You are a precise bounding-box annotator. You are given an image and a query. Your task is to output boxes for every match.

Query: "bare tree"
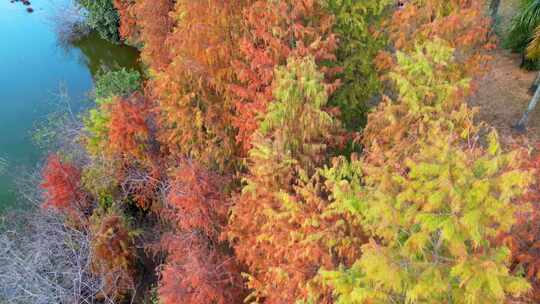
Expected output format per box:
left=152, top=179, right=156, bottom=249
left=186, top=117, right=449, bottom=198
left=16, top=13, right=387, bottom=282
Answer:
left=46, top=1, right=90, bottom=46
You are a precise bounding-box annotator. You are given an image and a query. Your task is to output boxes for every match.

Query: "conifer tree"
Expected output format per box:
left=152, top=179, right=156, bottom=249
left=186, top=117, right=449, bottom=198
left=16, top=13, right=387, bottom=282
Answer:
left=324, top=0, right=392, bottom=130
left=228, top=57, right=356, bottom=302
left=231, top=0, right=339, bottom=153
left=319, top=129, right=531, bottom=303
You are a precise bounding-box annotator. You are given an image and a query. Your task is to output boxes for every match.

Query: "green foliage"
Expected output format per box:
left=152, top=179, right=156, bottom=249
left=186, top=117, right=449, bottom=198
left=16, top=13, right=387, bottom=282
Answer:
left=94, top=68, right=141, bottom=99
left=324, top=0, right=391, bottom=130
left=319, top=129, right=532, bottom=304
left=390, top=40, right=471, bottom=115
left=259, top=56, right=339, bottom=168
left=83, top=97, right=115, bottom=155
left=362, top=39, right=477, bottom=170
left=78, top=0, right=121, bottom=43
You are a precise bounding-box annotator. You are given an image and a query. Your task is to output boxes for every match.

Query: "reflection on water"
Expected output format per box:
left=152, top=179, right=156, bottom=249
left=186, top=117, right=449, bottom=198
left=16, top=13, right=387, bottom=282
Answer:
left=73, top=32, right=141, bottom=78
left=0, top=0, right=140, bottom=210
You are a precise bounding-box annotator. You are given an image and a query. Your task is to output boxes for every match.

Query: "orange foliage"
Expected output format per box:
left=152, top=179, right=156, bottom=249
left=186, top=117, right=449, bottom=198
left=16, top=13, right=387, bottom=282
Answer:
left=166, top=161, right=228, bottom=240
left=152, top=0, right=248, bottom=169
left=158, top=161, right=245, bottom=303
left=159, top=234, right=245, bottom=304
left=382, top=0, right=493, bottom=76
left=113, top=0, right=139, bottom=43
left=227, top=57, right=356, bottom=302
left=131, top=0, right=175, bottom=72
left=108, top=93, right=151, bottom=160
left=228, top=170, right=364, bottom=303
left=41, top=154, right=86, bottom=216
left=231, top=0, right=340, bottom=153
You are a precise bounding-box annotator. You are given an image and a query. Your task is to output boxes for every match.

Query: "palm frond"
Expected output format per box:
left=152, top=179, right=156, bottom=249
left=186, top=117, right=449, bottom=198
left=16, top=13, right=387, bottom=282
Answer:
left=527, top=24, right=540, bottom=58
left=515, top=0, right=540, bottom=31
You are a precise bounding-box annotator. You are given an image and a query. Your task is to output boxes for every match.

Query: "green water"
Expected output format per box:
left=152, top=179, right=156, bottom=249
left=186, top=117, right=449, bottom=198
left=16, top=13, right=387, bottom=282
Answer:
left=0, top=0, right=140, bottom=210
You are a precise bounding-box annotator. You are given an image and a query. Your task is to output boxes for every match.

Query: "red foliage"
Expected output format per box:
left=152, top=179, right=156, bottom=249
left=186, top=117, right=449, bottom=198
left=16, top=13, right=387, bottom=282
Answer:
left=231, top=0, right=340, bottom=153
left=41, top=154, right=85, bottom=216
left=108, top=93, right=151, bottom=160
left=159, top=234, right=245, bottom=304
left=166, top=161, right=228, bottom=240
left=158, top=161, right=245, bottom=303
left=498, top=148, right=540, bottom=301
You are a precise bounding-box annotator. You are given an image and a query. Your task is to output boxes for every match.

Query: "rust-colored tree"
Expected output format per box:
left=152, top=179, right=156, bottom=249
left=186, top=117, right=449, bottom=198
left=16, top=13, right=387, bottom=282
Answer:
left=113, top=0, right=139, bottom=43
left=166, top=161, right=228, bottom=239
left=158, top=161, right=245, bottom=303
left=380, top=0, right=493, bottom=77
left=41, top=154, right=87, bottom=218
left=90, top=208, right=138, bottom=301
left=227, top=57, right=361, bottom=303
left=153, top=0, right=248, bottom=170
left=230, top=0, right=340, bottom=153
left=159, top=234, right=245, bottom=304
left=107, top=93, right=151, bottom=161
left=131, top=0, right=175, bottom=72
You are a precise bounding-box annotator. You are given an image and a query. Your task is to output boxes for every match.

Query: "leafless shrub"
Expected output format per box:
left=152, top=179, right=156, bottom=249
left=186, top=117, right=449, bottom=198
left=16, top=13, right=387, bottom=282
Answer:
left=47, top=1, right=90, bottom=45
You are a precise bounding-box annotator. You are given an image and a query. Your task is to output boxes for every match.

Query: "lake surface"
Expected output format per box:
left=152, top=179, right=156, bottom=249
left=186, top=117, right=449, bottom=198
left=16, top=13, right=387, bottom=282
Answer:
left=0, top=0, right=140, bottom=210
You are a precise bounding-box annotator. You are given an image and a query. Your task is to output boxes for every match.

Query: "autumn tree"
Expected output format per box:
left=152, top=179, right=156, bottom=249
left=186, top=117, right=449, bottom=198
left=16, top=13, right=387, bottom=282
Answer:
left=158, top=161, right=245, bottom=303
left=153, top=0, right=249, bottom=170
left=381, top=0, right=492, bottom=77
left=130, top=0, right=175, bottom=73
left=231, top=0, right=340, bottom=153
left=498, top=147, right=540, bottom=301
left=90, top=207, right=138, bottom=301
left=108, top=93, right=151, bottom=160
left=363, top=39, right=477, bottom=171
left=324, top=0, right=392, bottom=130
left=84, top=68, right=141, bottom=156
left=113, top=0, right=139, bottom=44
left=41, top=154, right=87, bottom=218
left=319, top=130, right=531, bottom=303
left=227, top=57, right=361, bottom=302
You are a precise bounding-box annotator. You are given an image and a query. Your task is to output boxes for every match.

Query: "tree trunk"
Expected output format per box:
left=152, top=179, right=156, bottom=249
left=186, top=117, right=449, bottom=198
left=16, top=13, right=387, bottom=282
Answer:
left=489, top=0, right=501, bottom=35
left=489, top=0, right=501, bottom=20
left=514, top=72, right=540, bottom=132
left=530, top=72, right=540, bottom=95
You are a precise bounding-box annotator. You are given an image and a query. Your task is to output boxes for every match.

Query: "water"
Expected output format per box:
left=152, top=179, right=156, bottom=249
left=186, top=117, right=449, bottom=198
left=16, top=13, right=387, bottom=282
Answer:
left=0, top=0, right=140, bottom=210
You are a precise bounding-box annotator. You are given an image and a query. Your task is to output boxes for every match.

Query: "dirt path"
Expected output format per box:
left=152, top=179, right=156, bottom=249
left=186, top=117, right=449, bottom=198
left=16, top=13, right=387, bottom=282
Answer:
left=470, top=49, right=539, bottom=145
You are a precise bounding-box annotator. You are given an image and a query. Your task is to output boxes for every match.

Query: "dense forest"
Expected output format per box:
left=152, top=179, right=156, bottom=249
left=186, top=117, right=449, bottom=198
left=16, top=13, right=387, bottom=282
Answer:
left=4, top=0, right=540, bottom=303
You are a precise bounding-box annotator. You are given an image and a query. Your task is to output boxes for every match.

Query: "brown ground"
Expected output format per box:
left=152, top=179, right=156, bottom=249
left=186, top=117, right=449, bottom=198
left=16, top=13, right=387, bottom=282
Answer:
left=470, top=49, right=539, bottom=146
left=467, top=0, right=540, bottom=146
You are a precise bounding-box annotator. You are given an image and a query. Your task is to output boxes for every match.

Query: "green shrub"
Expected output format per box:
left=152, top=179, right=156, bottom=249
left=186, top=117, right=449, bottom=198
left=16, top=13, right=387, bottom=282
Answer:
left=94, top=68, right=141, bottom=99
left=78, top=0, right=121, bottom=43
